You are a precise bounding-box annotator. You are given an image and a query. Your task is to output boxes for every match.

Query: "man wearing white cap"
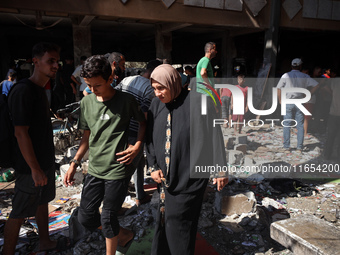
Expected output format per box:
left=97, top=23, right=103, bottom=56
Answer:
left=277, top=58, right=320, bottom=151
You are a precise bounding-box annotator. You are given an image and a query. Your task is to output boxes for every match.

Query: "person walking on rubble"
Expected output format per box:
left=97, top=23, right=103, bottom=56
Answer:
left=116, top=59, right=162, bottom=206
left=4, top=42, right=68, bottom=254
left=146, top=64, right=228, bottom=255
left=277, top=58, right=321, bottom=152
left=64, top=55, right=146, bottom=255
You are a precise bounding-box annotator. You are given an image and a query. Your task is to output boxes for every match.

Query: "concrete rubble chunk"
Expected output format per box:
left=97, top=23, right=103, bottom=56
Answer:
left=225, top=137, right=236, bottom=149
left=216, top=191, right=256, bottom=216
left=227, top=150, right=244, bottom=165
left=236, top=135, right=248, bottom=145
left=271, top=215, right=340, bottom=255
left=235, top=144, right=247, bottom=154
left=261, top=197, right=286, bottom=210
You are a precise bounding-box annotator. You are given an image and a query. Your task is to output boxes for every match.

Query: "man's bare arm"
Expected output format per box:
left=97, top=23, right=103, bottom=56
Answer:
left=14, top=126, right=47, bottom=187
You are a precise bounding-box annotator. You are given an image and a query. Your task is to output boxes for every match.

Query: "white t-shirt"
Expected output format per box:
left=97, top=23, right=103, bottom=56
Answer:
left=277, top=70, right=318, bottom=99
left=72, top=65, right=87, bottom=92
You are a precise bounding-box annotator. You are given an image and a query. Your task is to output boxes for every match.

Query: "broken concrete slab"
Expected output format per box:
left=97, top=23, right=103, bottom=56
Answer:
left=236, top=135, right=248, bottom=145
left=216, top=191, right=256, bottom=216
left=271, top=215, right=340, bottom=255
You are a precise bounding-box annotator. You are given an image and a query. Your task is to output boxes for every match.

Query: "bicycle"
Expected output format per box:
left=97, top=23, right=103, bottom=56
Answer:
left=51, top=102, right=82, bottom=153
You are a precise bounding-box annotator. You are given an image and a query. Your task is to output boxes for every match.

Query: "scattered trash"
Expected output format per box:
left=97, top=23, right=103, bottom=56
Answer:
left=55, top=197, right=71, bottom=204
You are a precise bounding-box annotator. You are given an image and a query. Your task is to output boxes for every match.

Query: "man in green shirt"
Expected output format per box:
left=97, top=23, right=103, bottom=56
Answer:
left=196, top=42, right=217, bottom=95
left=64, top=55, right=146, bottom=255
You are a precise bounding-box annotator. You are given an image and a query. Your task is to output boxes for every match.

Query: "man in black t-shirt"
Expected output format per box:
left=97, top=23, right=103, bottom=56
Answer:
left=4, top=42, right=61, bottom=254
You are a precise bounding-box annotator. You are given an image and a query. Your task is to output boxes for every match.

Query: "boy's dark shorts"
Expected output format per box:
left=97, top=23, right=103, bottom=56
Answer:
left=10, top=165, right=56, bottom=218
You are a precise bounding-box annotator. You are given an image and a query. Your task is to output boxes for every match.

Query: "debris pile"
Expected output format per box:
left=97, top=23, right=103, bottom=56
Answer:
left=0, top=122, right=339, bottom=254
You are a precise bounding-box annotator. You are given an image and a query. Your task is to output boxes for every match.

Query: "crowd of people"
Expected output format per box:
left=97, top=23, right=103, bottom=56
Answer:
left=2, top=40, right=339, bottom=255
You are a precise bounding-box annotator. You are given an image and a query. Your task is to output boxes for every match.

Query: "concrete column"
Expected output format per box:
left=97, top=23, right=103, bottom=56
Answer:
left=221, top=31, right=236, bottom=78
left=155, top=24, right=172, bottom=63
left=263, top=0, right=281, bottom=78
left=72, top=24, right=92, bottom=66
left=262, top=0, right=281, bottom=110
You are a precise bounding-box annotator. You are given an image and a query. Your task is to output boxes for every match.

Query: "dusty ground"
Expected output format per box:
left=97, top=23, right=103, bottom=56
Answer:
left=1, top=119, right=340, bottom=254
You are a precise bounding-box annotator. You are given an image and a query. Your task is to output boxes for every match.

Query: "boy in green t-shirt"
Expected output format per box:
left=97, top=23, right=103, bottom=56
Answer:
left=64, top=55, right=146, bottom=254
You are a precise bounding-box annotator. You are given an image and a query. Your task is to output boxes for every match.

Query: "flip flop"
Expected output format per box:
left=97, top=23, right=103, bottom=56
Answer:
left=115, top=236, right=134, bottom=255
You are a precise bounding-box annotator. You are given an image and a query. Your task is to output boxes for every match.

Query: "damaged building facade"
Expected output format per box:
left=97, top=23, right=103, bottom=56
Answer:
left=0, top=0, right=339, bottom=79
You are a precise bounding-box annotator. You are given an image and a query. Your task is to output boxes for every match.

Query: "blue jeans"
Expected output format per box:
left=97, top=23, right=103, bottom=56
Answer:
left=283, top=104, right=304, bottom=149
left=132, top=147, right=147, bottom=200
left=221, top=96, right=231, bottom=119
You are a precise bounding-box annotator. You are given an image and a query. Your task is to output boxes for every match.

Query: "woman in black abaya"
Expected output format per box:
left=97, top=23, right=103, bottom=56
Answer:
left=146, top=64, right=228, bottom=255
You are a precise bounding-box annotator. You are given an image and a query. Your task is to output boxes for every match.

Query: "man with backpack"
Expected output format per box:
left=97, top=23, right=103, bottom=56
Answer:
left=3, top=42, right=66, bottom=254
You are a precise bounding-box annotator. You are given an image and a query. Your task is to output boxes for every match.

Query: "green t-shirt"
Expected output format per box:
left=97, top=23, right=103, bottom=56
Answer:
left=196, top=56, right=214, bottom=95
left=79, top=90, right=145, bottom=180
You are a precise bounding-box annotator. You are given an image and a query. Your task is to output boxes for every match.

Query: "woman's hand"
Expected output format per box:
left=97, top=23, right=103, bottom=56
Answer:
left=213, top=177, right=228, bottom=191
left=151, top=170, right=164, bottom=184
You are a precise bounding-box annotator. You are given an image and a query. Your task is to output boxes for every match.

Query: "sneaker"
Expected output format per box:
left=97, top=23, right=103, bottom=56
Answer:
left=296, top=148, right=303, bottom=154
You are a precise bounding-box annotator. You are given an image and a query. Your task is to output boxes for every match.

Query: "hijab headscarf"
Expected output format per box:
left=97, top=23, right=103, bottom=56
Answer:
left=150, top=64, right=182, bottom=102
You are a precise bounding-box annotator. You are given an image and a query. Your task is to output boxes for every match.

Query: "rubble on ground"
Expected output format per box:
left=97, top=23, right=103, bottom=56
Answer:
left=0, top=121, right=339, bottom=254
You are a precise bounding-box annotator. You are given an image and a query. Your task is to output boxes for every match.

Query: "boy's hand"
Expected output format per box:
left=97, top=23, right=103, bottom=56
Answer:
left=64, top=164, right=77, bottom=186
left=151, top=170, right=164, bottom=184
left=116, top=144, right=140, bottom=165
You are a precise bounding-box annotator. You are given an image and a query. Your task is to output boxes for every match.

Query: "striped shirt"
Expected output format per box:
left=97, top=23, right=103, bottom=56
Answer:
left=116, top=75, right=154, bottom=139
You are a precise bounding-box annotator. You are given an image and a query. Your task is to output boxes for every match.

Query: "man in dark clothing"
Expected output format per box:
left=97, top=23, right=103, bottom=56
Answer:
left=4, top=42, right=61, bottom=254
left=61, top=56, right=76, bottom=105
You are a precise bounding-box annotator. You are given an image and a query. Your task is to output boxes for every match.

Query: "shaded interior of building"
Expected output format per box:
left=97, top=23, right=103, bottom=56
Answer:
left=0, top=11, right=339, bottom=80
